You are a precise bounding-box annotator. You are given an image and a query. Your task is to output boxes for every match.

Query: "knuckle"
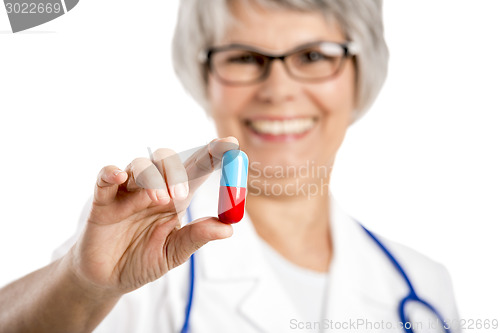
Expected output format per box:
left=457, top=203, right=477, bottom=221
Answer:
left=166, top=164, right=188, bottom=185
left=95, top=182, right=108, bottom=190
left=153, top=149, right=186, bottom=181
left=153, top=148, right=180, bottom=165
left=153, top=148, right=177, bottom=158
left=194, top=154, right=215, bottom=173
left=129, top=157, right=153, bottom=174
left=131, top=157, right=151, bottom=165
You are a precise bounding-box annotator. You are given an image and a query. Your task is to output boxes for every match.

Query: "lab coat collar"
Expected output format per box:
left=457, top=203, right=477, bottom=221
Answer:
left=192, top=173, right=406, bottom=332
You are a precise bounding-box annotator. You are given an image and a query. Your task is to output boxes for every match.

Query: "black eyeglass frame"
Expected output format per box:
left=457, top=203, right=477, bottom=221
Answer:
left=198, top=41, right=360, bottom=86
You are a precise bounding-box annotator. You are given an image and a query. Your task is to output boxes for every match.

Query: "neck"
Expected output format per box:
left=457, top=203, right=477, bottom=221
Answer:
left=245, top=183, right=332, bottom=272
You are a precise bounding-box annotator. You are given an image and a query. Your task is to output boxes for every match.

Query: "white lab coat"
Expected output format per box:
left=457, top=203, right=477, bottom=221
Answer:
left=53, top=171, right=460, bottom=333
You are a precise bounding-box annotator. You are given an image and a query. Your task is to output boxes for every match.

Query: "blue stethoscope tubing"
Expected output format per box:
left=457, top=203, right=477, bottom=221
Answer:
left=181, top=206, right=451, bottom=333
left=359, top=224, right=451, bottom=332
left=180, top=207, right=196, bottom=333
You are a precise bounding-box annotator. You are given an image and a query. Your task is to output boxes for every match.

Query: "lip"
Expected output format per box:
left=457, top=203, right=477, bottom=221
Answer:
left=243, top=116, right=318, bottom=142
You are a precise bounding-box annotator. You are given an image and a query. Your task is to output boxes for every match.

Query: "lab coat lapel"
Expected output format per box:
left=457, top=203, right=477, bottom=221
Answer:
left=238, top=269, right=304, bottom=333
left=199, top=213, right=303, bottom=333
left=324, top=198, right=407, bottom=328
left=233, top=221, right=303, bottom=333
left=190, top=172, right=301, bottom=332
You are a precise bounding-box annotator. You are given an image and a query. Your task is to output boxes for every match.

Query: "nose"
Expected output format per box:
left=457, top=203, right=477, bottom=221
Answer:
left=255, top=59, right=301, bottom=104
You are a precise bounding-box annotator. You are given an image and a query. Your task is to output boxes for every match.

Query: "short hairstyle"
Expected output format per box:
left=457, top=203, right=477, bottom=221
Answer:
left=172, top=0, right=389, bottom=123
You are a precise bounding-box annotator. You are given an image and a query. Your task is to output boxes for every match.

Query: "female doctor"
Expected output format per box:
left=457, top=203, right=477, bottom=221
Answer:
left=0, top=0, right=460, bottom=332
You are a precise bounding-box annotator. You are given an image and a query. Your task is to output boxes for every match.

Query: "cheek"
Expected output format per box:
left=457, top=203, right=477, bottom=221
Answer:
left=306, top=62, right=357, bottom=121
left=207, top=77, right=224, bottom=111
left=306, top=62, right=356, bottom=156
left=208, top=78, right=254, bottom=118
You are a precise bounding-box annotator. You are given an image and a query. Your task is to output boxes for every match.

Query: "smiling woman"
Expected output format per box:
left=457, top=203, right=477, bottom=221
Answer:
left=0, top=0, right=465, bottom=333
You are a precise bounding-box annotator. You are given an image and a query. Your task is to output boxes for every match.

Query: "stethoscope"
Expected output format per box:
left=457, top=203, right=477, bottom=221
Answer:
left=181, top=206, right=451, bottom=333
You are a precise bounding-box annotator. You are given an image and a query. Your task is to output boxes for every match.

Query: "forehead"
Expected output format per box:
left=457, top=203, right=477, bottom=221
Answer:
left=220, top=0, right=345, bottom=53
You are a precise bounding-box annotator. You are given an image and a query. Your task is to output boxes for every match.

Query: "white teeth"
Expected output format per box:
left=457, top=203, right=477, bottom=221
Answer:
left=248, top=118, right=316, bottom=135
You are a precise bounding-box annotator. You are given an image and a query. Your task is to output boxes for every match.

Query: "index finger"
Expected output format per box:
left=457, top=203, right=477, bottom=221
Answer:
left=184, top=136, right=239, bottom=196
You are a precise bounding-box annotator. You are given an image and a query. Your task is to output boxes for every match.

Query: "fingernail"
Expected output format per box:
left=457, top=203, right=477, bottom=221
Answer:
left=113, top=169, right=124, bottom=176
left=157, top=189, right=169, bottom=201
left=174, top=183, right=189, bottom=200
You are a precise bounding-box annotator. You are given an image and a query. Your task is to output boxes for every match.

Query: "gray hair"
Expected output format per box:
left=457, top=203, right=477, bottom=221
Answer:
left=172, top=0, right=389, bottom=123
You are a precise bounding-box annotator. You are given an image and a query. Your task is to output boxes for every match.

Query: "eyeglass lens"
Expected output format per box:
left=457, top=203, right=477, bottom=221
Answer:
left=210, top=43, right=346, bottom=84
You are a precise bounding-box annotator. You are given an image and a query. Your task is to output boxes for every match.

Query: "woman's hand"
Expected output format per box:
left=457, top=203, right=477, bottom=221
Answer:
left=66, top=137, right=239, bottom=298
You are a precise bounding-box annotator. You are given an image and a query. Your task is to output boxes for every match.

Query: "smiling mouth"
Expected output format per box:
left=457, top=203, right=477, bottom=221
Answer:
left=245, top=117, right=318, bottom=136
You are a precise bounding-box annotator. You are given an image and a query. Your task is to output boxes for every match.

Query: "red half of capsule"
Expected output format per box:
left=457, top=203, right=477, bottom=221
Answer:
left=218, top=186, right=246, bottom=224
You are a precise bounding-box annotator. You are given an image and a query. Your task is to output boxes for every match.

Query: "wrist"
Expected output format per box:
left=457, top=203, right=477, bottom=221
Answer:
left=59, top=247, right=123, bottom=304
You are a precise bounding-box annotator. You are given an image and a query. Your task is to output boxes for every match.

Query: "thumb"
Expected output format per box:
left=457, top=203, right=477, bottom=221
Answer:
left=166, top=217, right=233, bottom=269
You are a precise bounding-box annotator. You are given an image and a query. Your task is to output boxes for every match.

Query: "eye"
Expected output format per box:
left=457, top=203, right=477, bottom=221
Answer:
left=227, top=53, right=263, bottom=65
left=297, top=50, right=336, bottom=65
left=298, top=50, right=328, bottom=63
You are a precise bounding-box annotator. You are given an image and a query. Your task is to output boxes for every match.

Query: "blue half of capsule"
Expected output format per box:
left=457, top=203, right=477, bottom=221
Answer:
left=220, top=150, right=248, bottom=188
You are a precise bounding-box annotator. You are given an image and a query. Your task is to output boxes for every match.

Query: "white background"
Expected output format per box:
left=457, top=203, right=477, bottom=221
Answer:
left=1, top=0, right=499, bottom=323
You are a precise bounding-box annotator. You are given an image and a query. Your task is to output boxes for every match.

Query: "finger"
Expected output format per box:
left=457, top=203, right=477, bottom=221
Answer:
left=124, top=157, right=171, bottom=204
left=208, top=136, right=241, bottom=162
left=184, top=137, right=239, bottom=195
left=152, top=148, right=189, bottom=201
left=94, top=165, right=128, bottom=206
left=165, top=217, right=233, bottom=269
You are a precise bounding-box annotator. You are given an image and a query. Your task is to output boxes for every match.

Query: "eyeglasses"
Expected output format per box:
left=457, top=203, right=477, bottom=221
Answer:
left=198, top=41, right=359, bottom=86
